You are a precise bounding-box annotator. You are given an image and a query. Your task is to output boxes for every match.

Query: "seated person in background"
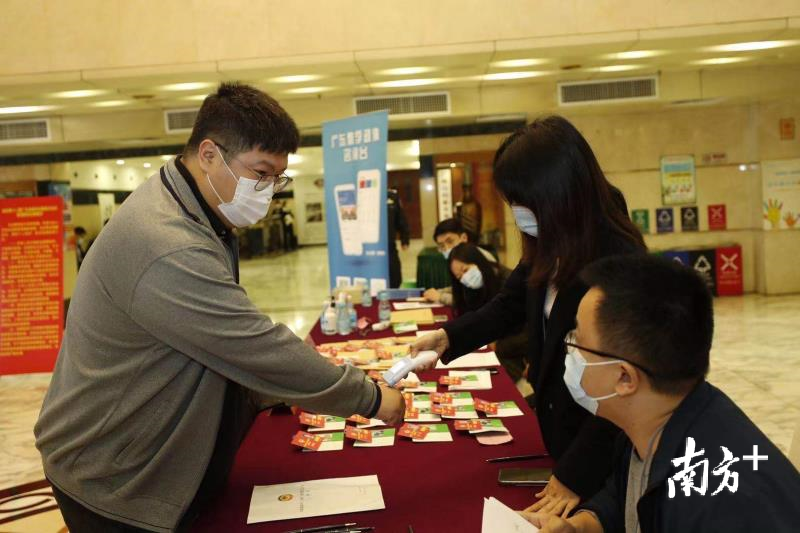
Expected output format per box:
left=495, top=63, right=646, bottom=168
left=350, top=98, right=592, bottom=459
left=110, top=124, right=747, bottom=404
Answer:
left=448, top=243, right=528, bottom=382
left=522, top=254, right=800, bottom=532
left=424, top=218, right=496, bottom=305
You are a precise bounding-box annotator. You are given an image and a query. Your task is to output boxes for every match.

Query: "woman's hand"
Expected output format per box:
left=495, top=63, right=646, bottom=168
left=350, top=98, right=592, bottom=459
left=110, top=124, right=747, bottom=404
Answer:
left=423, top=288, right=441, bottom=303
left=409, top=329, right=449, bottom=370
left=525, top=475, right=580, bottom=518
left=517, top=512, right=577, bottom=533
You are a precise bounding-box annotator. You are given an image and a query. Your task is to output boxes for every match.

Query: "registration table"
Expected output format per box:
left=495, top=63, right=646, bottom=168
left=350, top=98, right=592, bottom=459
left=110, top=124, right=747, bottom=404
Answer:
left=194, top=305, right=552, bottom=532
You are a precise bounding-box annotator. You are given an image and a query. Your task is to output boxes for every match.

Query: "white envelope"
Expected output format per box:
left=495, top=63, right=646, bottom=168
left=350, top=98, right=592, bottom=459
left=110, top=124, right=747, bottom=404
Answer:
left=248, top=475, right=385, bottom=524
left=481, top=497, right=539, bottom=532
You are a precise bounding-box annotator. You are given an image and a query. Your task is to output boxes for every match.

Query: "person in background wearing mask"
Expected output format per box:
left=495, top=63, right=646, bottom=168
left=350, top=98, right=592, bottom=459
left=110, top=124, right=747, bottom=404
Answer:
left=522, top=254, right=800, bottom=532
left=35, top=82, right=405, bottom=533
left=424, top=218, right=496, bottom=305
left=412, top=116, right=646, bottom=516
left=448, top=243, right=528, bottom=382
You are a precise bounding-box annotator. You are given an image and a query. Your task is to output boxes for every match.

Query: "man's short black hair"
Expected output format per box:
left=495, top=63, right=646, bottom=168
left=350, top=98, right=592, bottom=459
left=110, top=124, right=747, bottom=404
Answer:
left=433, top=218, right=466, bottom=241
left=579, top=254, right=713, bottom=395
left=185, top=82, right=300, bottom=157
left=74, top=226, right=86, bottom=235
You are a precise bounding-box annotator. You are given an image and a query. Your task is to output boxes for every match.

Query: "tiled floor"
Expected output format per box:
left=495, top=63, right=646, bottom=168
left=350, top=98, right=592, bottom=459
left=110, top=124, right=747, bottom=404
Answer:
left=1, top=241, right=798, bottom=529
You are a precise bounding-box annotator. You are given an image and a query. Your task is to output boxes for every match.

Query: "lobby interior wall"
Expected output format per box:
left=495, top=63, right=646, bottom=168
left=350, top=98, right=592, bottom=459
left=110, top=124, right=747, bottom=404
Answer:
left=423, top=98, right=800, bottom=294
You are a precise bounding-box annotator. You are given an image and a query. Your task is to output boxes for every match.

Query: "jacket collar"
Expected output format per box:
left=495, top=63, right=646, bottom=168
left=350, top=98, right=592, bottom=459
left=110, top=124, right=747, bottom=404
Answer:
left=163, top=156, right=231, bottom=240
left=643, top=381, right=715, bottom=493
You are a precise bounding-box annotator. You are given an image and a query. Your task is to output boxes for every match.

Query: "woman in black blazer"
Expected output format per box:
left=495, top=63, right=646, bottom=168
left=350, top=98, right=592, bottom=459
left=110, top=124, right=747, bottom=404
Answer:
left=412, top=115, right=646, bottom=517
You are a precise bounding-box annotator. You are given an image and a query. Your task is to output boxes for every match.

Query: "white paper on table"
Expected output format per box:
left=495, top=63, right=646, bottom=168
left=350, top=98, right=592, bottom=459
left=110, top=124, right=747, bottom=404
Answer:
left=412, top=424, right=453, bottom=442
left=393, top=301, right=444, bottom=310
left=448, top=370, right=492, bottom=391
left=436, top=351, right=501, bottom=369
left=441, top=406, right=479, bottom=420
left=247, top=475, right=385, bottom=524
left=481, top=497, right=539, bottom=532
left=307, top=416, right=347, bottom=432
left=404, top=410, right=442, bottom=423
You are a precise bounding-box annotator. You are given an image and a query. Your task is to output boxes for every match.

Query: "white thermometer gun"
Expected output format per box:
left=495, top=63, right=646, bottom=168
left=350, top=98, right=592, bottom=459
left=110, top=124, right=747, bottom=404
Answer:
left=382, top=351, right=439, bottom=386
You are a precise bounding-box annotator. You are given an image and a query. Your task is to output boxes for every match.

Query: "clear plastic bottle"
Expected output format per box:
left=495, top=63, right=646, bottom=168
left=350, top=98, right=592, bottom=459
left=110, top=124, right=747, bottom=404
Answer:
left=336, top=294, right=351, bottom=335
left=362, top=283, right=373, bottom=308
left=347, top=294, right=357, bottom=330
left=378, top=290, right=391, bottom=322
left=322, top=297, right=337, bottom=336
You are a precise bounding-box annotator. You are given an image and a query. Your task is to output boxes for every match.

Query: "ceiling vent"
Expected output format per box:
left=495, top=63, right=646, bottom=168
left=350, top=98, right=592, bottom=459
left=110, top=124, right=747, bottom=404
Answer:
left=0, top=118, right=51, bottom=145
left=354, top=91, right=451, bottom=119
left=558, top=76, right=658, bottom=106
left=164, top=108, right=199, bottom=134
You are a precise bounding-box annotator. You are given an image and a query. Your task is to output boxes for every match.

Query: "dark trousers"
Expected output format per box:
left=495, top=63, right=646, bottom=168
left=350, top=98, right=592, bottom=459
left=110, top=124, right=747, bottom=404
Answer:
left=389, top=245, right=402, bottom=288
left=51, top=483, right=152, bottom=533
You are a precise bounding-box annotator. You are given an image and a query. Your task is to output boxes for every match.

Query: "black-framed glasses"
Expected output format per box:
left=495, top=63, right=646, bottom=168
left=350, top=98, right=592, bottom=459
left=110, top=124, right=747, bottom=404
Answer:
left=564, top=329, right=655, bottom=377
left=216, top=142, right=293, bottom=193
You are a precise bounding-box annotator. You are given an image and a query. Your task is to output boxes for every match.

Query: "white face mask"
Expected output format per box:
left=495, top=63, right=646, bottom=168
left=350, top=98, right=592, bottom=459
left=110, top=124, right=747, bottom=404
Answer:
left=459, top=266, right=484, bottom=290
left=442, top=247, right=452, bottom=260
left=563, top=350, right=619, bottom=415
left=207, top=146, right=274, bottom=228
left=512, top=206, right=539, bottom=237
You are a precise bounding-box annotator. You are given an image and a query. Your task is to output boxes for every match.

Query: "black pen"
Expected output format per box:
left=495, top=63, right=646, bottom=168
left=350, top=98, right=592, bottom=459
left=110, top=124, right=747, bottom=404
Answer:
left=284, top=523, right=357, bottom=533
left=486, top=453, right=550, bottom=463
left=325, top=528, right=374, bottom=533
left=473, top=367, right=500, bottom=374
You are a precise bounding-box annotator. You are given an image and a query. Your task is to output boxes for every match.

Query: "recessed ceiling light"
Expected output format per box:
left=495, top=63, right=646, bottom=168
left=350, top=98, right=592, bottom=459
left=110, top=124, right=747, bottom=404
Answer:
left=90, top=100, right=129, bottom=108
left=270, top=74, right=323, bottom=84
left=116, top=160, right=125, bottom=166
left=605, top=50, right=663, bottom=60
left=143, top=162, right=152, bottom=169
left=51, top=89, right=107, bottom=98
left=491, top=59, right=548, bottom=68
left=586, top=64, right=644, bottom=73
left=482, top=71, right=549, bottom=81
left=161, top=155, right=173, bottom=161
left=159, top=82, right=215, bottom=92
left=0, top=105, right=55, bottom=115
left=692, top=57, right=749, bottom=65
left=285, top=86, right=333, bottom=95
left=184, top=94, right=209, bottom=101
left=378, top=66, right=437, bottom=76
left=372, top=78, right=445, bottom=88
left=709, top=40, right=800, bottom=52
left=288, top=154, right=303, bottom=165
left=409, top=140, right=420, bottom=157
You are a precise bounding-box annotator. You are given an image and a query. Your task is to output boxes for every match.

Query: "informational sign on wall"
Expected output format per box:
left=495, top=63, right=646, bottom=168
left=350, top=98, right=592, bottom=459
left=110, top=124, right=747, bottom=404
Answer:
left=436, top=167, right=454, bottom=221
left=681, top=206, right=699, bottom=232
left=762, top=158, right=800, bottom=230
left=0, top=196, right=64, bottom=375
left=708, top=204, right=727, bottom=231
left=631, top=209, right=650, bottom=234
left=656, top=207, right=674, bottom=234
left=660, top=155, right=696, bottom=206
left=322, top=111, right=389, bottom=293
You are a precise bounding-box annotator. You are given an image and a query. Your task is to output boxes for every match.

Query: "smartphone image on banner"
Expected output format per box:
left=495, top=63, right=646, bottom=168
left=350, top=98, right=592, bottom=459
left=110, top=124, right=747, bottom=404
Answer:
left=334, top=184, right=363, bottom=256
left=497, top=467, right=552, bottom=486
left=357, top=169, right=381, bottom=244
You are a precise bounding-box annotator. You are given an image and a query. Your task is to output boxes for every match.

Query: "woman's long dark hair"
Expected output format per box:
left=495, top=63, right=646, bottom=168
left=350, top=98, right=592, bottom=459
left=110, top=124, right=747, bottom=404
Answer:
left=448, top=243, right=503, bottom=315
left=493, top=115, right=646, bottom=289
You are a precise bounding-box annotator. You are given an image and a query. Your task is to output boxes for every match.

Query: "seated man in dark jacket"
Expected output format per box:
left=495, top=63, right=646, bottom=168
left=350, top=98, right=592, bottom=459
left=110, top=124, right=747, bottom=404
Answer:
left=522, top=254, right=800, bottom=532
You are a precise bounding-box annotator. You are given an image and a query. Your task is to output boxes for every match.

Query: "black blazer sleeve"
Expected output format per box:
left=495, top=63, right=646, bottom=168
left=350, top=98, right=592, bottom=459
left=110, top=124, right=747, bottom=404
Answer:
left=441, top=261, right=528, bottom=363
left=554, top=415, right=621, bottom=499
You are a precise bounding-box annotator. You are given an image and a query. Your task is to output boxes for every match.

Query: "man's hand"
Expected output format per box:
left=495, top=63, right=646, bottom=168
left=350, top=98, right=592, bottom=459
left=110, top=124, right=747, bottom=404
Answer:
left=423, top=288, right=441, bottom=303
left=375, top=385, right=405, bottom=426
left=518, top=512, right=577, bottom=533
left=525, top=475, right=580, bottom=518
left=409, top=329, right=449, bottom=370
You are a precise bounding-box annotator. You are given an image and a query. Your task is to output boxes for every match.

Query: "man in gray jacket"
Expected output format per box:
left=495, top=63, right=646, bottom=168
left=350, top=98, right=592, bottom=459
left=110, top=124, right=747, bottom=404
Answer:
left=35, top=82, right=405, bottom=532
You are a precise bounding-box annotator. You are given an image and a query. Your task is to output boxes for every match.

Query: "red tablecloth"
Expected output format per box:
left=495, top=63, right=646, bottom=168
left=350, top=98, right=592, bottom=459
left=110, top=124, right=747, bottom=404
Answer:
left=194, top=307, right=552, bottom=533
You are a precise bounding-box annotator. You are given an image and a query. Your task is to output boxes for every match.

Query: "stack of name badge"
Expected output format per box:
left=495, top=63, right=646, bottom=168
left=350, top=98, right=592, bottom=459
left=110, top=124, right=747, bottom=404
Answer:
left=439, top=370, right=493, bottom=391
left=292, top=413, right=347, bottom=452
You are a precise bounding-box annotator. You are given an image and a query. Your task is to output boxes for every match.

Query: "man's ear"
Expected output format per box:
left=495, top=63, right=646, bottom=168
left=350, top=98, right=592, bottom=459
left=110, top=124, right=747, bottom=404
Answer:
left=459, top=233, right=469, bottom=243
left=615, top=362, right=641, bottom=397
left=196, top=139, right=219, bottom=171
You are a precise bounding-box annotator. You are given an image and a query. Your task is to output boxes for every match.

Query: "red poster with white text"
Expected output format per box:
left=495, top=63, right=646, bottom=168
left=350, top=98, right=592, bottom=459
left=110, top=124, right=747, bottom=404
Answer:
left=0, top=197, right=64, bottom=374
left=715, top=245, right=743, bottom=296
